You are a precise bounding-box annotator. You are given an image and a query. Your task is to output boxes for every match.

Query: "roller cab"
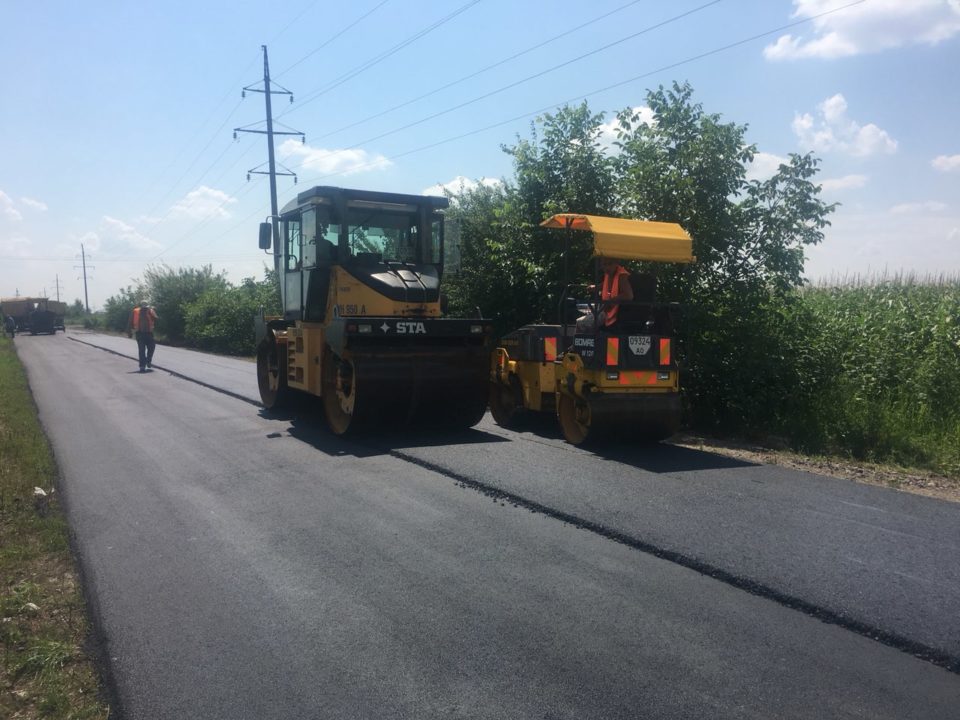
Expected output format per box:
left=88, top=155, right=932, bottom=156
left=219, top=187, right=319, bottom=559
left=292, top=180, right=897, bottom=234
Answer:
left=489, top=213, right=694, bottom=446
left=255, top=186, right=493, bottom=435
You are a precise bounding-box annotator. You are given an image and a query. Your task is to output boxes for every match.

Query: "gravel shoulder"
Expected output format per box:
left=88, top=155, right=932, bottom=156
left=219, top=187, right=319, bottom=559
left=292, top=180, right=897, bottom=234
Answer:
left=671, top=434, right=960, bottom=504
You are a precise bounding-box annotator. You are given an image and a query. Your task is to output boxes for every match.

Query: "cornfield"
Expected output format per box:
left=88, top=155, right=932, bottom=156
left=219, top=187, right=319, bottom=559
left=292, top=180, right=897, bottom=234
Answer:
left=797, top=274, right=960, bottom=476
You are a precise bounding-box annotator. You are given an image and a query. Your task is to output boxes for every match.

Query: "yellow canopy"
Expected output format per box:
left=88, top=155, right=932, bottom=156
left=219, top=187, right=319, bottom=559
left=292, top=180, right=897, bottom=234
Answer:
left=540, top=213, right=695, bottom=263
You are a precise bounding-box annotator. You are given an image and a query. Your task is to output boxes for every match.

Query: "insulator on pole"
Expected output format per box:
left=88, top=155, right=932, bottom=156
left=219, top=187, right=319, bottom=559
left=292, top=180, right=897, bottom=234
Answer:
left=242, top=90, right=246, bottom=98
left=289, top=95, right=294, bottom=104
left=247, top=173, right=251, bottom=182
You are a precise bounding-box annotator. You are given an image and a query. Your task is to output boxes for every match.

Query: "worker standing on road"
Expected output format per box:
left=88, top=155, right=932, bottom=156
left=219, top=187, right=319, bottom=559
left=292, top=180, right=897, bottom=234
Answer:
left=128, top=301, right=158, bottom=372
left=4, top=314, right=15, bottom=338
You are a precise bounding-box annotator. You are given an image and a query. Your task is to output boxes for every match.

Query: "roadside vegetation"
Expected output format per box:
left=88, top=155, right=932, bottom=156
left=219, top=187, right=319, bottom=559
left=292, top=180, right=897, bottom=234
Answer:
left=79, top=81, right=957, bottom=479
left=441, top=82, right=958, bottom=478
left=798, top=275, right=960, bottom=476
left=0, top=335, right=110, bottom=718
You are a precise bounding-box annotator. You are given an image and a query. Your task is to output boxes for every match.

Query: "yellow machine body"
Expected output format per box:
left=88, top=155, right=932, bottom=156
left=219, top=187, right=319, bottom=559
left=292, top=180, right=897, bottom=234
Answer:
left=489, top=213, right=693, bottom=445
left=255, top=186, right=493, bottom=435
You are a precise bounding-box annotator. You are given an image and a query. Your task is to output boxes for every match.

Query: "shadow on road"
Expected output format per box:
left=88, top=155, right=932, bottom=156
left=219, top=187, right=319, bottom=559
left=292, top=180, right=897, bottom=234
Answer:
left=590, top=442, right=759, bottom=474
left=489, top=412, right=759, bottom=473
left=260, top=402, right=508, bottom=458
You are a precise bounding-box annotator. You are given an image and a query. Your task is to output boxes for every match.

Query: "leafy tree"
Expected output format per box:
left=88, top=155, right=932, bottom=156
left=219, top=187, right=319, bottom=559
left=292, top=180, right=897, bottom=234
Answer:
left=101, top=286, right=142, bottom=332
left=142, top=265, right=229, bottom=344
left=447, top=83, right=835, bottom=437
left=445, top=103, right=615, bottom=333
left=613, top=82, right=835, bottom=432
left=183, top=269, right=281, bottom=355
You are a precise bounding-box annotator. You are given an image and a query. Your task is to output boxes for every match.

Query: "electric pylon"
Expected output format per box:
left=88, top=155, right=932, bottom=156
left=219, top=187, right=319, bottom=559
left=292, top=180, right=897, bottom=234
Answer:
left=234, top=45, right=305, bottom=269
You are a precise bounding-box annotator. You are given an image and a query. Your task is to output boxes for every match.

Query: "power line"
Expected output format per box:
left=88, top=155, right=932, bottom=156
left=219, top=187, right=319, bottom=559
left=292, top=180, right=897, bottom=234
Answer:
left=315, top=0, right=649, bottom=141
left=273, top=0, right=393, bottom=80
left=265, top=0, right=325, bottom=51
left=290, top=0, right=868, bottom=187
left=141, top=0, right=866, bottom=267
left=140, top=49, right=263, bottom=218
left=148, top=1, right=389, bottom=227
left=284, top=0, right=723, bottom=174
left=276, top=0, right=481, bottom=120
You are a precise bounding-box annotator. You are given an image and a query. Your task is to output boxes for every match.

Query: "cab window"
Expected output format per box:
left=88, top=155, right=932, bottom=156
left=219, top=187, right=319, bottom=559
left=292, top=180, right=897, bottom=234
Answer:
left=301, top=209, right=317, bottom=268
left=346, top=210, right=418, bottom=263
left=285, top=218, right=301, bottom=271
left=427, top=218, right=443, bottom=264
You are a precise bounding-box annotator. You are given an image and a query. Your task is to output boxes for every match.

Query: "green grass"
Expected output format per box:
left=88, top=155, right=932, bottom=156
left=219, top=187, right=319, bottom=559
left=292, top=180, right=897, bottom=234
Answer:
left=0, top=334, right=110, bottom=719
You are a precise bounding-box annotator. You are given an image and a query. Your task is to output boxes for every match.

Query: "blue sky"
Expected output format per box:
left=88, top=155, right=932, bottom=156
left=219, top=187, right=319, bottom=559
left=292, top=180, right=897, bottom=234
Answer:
left=2, top=0, right=958, bottom=309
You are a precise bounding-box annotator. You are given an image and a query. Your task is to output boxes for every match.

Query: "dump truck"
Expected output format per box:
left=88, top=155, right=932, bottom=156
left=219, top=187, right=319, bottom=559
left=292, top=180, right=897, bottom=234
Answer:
left=255, top=185, right=494, bottom=434
left=0, top=296, right=63, bottom=334
left=1, top=297, right=35, bottom=332
left=29, top=299, right=65, bottom=334
left=489, top=213, right=695, bottom=445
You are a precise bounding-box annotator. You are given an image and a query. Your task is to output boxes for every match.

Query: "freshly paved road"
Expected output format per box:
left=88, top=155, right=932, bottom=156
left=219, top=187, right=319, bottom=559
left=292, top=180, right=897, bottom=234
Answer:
left=13, top=331, right=960, bottom=719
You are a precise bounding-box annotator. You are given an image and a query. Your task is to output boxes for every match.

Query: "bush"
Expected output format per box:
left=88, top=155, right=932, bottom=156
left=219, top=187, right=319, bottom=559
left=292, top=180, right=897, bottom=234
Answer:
left=183, top=272, right=280, bottom=356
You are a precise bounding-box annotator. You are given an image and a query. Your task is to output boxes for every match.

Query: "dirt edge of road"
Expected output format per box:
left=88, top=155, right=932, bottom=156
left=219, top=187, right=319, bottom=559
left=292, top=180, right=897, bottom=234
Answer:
left=671, top=434, right=960, bottom=504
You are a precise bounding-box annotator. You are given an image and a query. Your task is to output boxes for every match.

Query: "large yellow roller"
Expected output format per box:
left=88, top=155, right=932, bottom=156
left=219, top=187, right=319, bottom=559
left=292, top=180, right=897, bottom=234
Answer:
left=255, top=186, right=493, bottom=435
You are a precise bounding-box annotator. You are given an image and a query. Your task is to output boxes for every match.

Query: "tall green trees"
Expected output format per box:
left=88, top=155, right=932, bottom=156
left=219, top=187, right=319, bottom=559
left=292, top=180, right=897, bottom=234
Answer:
left=446, top=82, right=836, bottom=436
left=101, top=266, right=279, bottom=355
left=613, top=82, right=835, bottom=432
left=447, top=103, right=616, bottom=334
left=183, top=269, right=281, bottom=355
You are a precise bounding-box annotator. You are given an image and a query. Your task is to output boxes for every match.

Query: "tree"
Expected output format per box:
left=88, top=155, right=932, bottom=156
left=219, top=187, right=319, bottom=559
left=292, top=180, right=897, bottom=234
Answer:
left=448, top=82, right=835, bottom=436
left=445, top=103, right=616, bottom=333
left=614, top=82, right=834, bottom=298
left=183, top=269, right=281, bottom=355
left=102, top=286, right=142, bottom=332
left=142, top=265, right=229, bottom=344
left=613, top=82, right=835, bottom=432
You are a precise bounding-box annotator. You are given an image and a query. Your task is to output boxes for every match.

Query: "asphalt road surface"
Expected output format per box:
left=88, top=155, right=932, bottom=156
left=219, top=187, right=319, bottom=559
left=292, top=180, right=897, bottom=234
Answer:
left=14, top=331, right=960, bottom=719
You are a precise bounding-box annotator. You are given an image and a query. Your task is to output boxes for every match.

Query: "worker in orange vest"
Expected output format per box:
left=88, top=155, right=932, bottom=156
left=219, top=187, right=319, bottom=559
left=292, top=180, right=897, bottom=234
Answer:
left=127, top=301, right=158, bottom=372
left=576, top=257, right=634, bottom=333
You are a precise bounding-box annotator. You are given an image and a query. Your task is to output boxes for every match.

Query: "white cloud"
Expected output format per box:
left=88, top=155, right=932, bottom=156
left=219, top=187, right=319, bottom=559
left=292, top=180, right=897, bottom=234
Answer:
left=279, top=140, right=391, bottom=176
left=598, top=106, right=655, bottom=153
left=820, top=174, right=868, bottom=192
left=99, top=216, right=160, bottom=251
left=889, top=200, right=948, bottom=214
left=422, top=176, right=502, bottom=197
left=73, top=230, right=101, bottom=253
left=1, top=190, right=23, bottom=222
left=747, top=152, right=789, bottom=181
left=932, top=154, right=960, bottom=172
left=170, top=186, right=237, bottom=221
left=793, top=94, right=897, bottom=156
left=0, top=234, right=31, bottom=257
left=20, top=197, right=48, bottom=212
left=764, top=0, right=960, bottom=60
left=804, top=203, right=960, bottom=281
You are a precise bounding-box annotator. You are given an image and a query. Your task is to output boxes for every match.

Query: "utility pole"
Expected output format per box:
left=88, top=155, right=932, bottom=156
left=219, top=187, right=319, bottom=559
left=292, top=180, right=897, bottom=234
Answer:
left=52, top=274, right=64, bottom=302
left=75, top=244, right=92, bottom=313
left=234, top=45, right=304, bottom=269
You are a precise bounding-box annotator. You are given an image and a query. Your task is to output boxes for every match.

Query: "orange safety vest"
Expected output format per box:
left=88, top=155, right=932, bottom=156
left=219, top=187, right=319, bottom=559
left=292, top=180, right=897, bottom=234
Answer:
left=132, top=306, right=156, bottom=333
left=600, top=266, right=629, bottom=326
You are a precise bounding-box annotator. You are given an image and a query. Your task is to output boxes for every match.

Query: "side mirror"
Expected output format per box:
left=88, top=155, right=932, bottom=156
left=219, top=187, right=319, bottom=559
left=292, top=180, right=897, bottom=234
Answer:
left=258, top=222, right=273, bottom=250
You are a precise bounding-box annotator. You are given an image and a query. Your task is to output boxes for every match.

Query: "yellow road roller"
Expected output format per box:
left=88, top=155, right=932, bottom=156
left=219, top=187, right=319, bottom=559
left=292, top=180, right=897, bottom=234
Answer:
left=255, top=186, right=494, bottom=434
left=489, top=213, right=695, bottom=445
